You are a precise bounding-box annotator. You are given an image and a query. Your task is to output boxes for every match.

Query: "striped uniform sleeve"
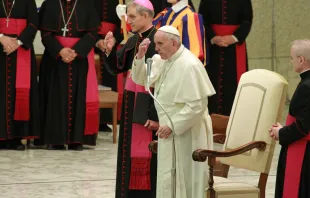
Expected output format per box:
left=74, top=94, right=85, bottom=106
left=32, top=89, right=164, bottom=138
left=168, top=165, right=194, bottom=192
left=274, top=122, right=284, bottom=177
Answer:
left=180, top=12, right=206, bottom=66
left=152, top=9, right=169, bottom=29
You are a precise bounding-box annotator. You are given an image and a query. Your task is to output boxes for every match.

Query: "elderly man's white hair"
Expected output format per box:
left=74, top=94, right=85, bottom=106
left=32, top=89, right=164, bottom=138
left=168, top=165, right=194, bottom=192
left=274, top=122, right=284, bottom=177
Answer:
left=291, top=39, right=310, bottom=62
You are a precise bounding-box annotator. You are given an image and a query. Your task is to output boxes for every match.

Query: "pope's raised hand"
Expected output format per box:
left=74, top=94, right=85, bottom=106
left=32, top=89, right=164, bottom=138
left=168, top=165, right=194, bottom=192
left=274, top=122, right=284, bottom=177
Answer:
left=136, top=38, right=150, bottom=60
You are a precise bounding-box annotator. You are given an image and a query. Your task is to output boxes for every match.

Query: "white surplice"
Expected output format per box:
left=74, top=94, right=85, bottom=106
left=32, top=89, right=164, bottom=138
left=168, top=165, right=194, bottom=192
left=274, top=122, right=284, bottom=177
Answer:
left=131, top=45, right=216, bottom=198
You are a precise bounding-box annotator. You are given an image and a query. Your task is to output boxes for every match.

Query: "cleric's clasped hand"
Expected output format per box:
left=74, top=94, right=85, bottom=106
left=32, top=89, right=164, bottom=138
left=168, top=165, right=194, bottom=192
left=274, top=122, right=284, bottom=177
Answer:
left=269, top=122, right=282, bottom=141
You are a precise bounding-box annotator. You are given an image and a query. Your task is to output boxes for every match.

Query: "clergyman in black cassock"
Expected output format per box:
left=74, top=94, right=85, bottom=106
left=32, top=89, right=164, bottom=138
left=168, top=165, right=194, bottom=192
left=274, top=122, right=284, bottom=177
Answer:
left=270, top=40, right=310, bottom=198
left=0, top=0, right=40, bottom=150
left=198, top=0, right=253, bottom=116
left=94, top=0, right=122, bottom=132
left=102, top=1, right=159, bottom=197
left=35, top=0, right=100, bottom=150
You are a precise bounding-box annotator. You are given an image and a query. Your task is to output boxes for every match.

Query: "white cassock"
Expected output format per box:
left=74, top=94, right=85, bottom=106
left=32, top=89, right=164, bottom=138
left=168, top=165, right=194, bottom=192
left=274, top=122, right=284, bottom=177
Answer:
left=131, top=45, right=216, bottom=198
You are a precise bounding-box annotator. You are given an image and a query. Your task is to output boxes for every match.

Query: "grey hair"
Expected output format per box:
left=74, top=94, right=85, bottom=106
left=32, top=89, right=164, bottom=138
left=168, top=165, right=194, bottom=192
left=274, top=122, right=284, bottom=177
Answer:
left=127, top=1, right=155, bottom=18
left=165, top=32, right=181, bottom=46
left=291, top=39, right=310, bottom=62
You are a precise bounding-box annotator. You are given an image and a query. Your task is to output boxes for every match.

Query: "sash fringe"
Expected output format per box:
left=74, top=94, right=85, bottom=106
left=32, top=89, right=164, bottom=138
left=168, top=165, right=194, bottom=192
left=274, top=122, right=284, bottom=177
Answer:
left=129, top=158, right=151, bottom=190
left=14, top=88, right=30, bottom=121
left=84, top=102, right=99, bottom=135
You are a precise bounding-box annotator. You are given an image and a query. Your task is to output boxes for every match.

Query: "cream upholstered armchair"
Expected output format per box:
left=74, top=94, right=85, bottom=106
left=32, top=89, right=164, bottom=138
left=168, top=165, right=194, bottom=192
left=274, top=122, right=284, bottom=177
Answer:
left=192, top=69, right=288, bottom=198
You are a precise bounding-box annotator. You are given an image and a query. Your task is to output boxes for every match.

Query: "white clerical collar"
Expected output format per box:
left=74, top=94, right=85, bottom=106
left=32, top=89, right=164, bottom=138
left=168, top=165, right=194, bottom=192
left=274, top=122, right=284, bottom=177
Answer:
left=167, top=45, right=185, bottom=62
left=300, top=69, right=310, bottom=74
left=172, top=0, right=188, bottom=13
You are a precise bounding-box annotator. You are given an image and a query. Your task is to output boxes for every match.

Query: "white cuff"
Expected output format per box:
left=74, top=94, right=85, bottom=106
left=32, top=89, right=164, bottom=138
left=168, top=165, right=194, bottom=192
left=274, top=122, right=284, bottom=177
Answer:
left=210, top=37, right=216, bottom=44
left=0, top=33, right=3, bottom=38
left=232, top=35, right=238, bottom=42
left=133, top=55, right=145, bottom=67
left=17, top=40, right=23, bottom=45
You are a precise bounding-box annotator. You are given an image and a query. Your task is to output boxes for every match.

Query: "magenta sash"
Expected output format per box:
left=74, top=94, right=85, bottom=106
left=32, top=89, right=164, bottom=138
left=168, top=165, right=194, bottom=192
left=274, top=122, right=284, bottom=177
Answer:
left=0, top=18, right=31, bottom=121
left=283, top=114, right=310, bottom=198
left=125, top=76, right=153, bottom=190
left=212, top=24, right=247, bottom=82
left=55, top=36, right=99, bottom=135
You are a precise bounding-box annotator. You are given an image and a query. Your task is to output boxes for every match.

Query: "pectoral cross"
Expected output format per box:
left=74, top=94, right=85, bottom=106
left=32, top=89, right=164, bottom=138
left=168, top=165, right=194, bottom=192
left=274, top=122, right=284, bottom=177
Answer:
left=6, top=17, right=10, bottom=27
left=61, top=25, right=69, bottom=36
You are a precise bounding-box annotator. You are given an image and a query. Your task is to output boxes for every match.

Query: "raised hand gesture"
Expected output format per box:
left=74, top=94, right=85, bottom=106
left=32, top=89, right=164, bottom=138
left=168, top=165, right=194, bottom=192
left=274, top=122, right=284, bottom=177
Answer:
left=136, top=38, right=151, bottom=59
left=104, top=31, right=116, bottom=54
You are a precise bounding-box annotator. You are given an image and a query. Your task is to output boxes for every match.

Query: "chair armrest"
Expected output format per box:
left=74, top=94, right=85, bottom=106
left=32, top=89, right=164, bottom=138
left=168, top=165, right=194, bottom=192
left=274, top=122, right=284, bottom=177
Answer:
left=193, top=141, right=266, bottom=197
left=192, top=141, right=266, bottom=162
left=148, top=140, right=158, bottom=153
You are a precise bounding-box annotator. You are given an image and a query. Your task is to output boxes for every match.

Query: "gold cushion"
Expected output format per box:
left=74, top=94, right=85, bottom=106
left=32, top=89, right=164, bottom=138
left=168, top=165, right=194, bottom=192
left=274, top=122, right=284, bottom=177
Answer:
left=207, top=176, right=260, bottom=198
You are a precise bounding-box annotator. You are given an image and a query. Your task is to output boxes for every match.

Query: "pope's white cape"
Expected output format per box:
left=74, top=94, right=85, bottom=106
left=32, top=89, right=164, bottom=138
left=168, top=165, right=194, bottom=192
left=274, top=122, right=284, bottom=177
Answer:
left=131, top=45, right=215, bottom=198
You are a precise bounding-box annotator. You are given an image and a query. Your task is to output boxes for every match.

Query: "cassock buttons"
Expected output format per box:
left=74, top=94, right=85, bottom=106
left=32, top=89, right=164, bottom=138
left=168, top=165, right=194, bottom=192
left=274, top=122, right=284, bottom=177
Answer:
left=223, top=1, right=227, bottom=24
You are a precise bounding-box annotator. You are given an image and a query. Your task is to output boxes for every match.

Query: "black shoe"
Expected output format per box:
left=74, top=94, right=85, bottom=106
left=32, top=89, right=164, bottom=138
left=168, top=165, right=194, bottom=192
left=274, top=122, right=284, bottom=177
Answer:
left=33, top=139, right=44, bottom=146
left=99, top=124, right=112, bottom=132
left=9, top=138, right=25, bottom=151
left=0, top=140, right=9, bottom=149
left=47, top=145, right=66, bottom=150
left=68, top=144, right=83, bottom=151
left=15, top=144, right=26, bottom=151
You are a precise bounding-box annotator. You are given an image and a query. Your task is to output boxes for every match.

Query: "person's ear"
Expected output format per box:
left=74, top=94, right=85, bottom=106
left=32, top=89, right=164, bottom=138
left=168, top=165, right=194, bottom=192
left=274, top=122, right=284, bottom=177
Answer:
left=300, top=56, right=305, bottom=63
left=143, top=12, right=148, bottom=19
left=172, top=40, right=177, bottom=47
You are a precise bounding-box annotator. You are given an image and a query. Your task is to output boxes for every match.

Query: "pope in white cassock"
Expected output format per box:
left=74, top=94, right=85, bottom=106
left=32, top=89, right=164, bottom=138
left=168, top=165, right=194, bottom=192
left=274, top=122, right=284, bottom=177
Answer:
left=131, top=25, right=216, bottom=198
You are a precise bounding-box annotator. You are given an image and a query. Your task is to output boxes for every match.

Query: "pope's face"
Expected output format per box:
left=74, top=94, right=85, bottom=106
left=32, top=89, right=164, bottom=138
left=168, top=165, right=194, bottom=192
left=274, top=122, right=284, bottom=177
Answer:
left=154, top=31, right=175, bottom=60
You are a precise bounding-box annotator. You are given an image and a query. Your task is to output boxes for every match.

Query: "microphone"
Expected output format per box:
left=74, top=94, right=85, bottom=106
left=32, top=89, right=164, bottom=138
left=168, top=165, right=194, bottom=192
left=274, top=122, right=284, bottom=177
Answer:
left=145, top=58, right=176, bottom=198
left=146, top=58, right=153, bottom=77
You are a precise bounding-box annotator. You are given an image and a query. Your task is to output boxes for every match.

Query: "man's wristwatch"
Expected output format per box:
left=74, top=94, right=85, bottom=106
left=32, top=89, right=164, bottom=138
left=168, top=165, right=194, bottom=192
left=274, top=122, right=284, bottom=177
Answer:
left=0, top=34, right=22, bottom=46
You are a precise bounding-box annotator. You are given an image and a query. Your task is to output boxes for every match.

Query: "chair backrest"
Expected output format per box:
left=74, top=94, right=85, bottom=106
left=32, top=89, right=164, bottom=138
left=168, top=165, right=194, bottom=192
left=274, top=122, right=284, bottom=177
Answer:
left=220, top=69, right=288, bottom=174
